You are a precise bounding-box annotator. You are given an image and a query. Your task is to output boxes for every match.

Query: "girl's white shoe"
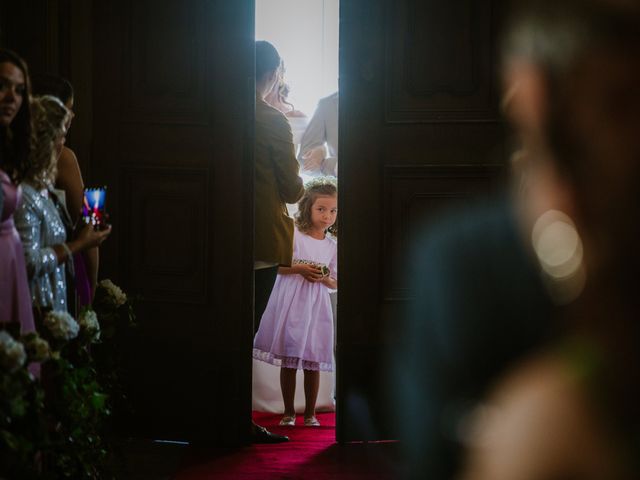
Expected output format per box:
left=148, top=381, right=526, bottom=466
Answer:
left=279, top=415, right=296, bottom=426
left=304, top=416, right=320, bottom=427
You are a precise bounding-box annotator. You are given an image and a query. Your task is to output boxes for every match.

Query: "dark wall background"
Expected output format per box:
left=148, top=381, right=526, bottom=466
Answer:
left=0, top=0, right=93, bottom=182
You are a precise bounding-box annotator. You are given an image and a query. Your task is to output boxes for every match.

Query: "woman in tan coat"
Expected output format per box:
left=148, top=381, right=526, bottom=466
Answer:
left=254, top=41, right=304, bottom=323
left=252, top=40, right=304, bottom=443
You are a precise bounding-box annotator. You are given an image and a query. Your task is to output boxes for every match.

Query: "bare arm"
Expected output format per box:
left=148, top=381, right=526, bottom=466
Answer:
left=278, top=265, right=298, bottom=275
left=55, top=146, right=100, bottom=296
left=279, top=263, right=323, bottom=282
left=321, top=276, right=337, bottom=289
left=15, top=193, right=110, bottom=276
left=51, top=224, right=111, bottom=264
left=55, top=146, right=84, bottom=225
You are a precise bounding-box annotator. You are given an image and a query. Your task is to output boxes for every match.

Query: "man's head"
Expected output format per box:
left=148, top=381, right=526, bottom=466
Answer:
left=502, top=0, right=640, bottom=280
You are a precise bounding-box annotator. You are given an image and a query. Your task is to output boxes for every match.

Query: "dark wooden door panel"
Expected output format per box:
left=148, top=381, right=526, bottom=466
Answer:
left=385, top=0, right=500, bottom=123
left=92, top=0, right=255, bottom=442
left=338, top=0, right=506, bottom=442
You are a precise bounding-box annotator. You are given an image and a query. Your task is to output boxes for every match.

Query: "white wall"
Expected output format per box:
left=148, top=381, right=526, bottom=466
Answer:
left=256, top=0, right=339, bottom=117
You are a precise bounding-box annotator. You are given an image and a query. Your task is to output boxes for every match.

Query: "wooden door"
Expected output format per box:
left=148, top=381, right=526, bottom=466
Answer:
left=337, top=0, right=507, bottom=442
left=91, top=0, right=255, bottom=442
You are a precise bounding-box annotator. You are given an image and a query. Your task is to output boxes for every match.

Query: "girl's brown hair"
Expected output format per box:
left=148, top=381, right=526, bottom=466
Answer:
left=295, top=176, right=338, bottom=236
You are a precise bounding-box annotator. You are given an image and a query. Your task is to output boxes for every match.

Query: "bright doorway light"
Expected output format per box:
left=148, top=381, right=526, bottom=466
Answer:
left=256, top=0, right=339, bottom=117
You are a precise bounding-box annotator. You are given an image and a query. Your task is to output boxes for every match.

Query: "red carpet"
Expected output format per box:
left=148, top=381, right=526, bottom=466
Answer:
left=174, top=412, right=398, bottom=479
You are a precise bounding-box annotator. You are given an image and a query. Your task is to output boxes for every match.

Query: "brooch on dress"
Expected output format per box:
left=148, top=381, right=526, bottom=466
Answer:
left=293, top=259, right=330, bottom=277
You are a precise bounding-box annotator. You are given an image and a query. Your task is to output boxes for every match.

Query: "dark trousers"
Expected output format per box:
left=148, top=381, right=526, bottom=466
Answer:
left=254, top=266, right=278, bottom=334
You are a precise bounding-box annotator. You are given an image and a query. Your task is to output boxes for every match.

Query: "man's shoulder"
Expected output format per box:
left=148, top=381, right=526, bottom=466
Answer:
left=317, top=92, right=338, bottom=110
left=413, top=197, right=516, bottom=260
left=410, top=194, right=552, bottom=329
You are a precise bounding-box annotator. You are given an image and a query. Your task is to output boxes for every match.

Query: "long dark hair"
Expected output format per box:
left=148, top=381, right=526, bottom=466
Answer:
left=31, top=73, right=74, bottom=105
left=255, top=41, right=281, bottom=83
left=0, top=49, right=32, bottom=183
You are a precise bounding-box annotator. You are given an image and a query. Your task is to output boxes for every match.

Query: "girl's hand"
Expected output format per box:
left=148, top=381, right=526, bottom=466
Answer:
left=296, top=263, right=323, bottom=282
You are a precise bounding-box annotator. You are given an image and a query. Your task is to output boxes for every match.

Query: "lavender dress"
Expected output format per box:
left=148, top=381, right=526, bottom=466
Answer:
left=253, top=228, right=337, bottom=371
left=0, top=169, right=36, bottom=332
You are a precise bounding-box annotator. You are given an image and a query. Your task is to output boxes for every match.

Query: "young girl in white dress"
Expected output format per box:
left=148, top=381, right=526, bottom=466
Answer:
left=253, top=177, right=338, bottom=427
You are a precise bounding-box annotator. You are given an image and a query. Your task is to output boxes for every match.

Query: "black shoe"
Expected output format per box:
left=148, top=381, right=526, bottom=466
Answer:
left=252, top=424, right=289, bottom=444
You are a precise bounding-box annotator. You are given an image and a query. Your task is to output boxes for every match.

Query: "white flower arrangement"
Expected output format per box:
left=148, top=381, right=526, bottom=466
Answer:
left=0, top=331, right=27, bottom=373
left=43, top=310, right=80, bottom=341
left=78, top=309, right=101, bottom=342
left=21, top=333, right=51, bottom=362
left=99, top=279, right=127, bottom=307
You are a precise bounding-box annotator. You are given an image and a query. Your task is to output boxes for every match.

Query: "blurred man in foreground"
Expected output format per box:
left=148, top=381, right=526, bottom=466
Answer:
left=393, top=0, right=640, bottom=478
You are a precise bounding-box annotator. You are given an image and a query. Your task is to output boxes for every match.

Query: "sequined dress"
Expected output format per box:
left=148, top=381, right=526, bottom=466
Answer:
left=0, top=169, right=36, bottom=330
left=14, top=183, right=68, bottom=312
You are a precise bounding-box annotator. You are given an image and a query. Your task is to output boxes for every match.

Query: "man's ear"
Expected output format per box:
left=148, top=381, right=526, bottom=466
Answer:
left=502, top=61, right=548, bottom=137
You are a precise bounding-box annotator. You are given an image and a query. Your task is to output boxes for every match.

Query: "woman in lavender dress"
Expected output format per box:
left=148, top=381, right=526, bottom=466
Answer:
left=1, top=172, right=35, bottom=327
left=0, top=49, right=35, bottom=331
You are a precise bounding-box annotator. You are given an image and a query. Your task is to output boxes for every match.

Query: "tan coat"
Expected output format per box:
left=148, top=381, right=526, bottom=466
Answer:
left=255, top=97, right=304, bottom=266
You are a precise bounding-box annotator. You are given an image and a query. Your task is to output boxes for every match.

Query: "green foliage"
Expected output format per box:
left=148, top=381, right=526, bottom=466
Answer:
left=43, top=350, right=111, bottom=478
left=1, top=280, right=137, bottom=479
left=92, top=281, right=138, bottom=425
left=0, top=365, right=47, bottom=479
